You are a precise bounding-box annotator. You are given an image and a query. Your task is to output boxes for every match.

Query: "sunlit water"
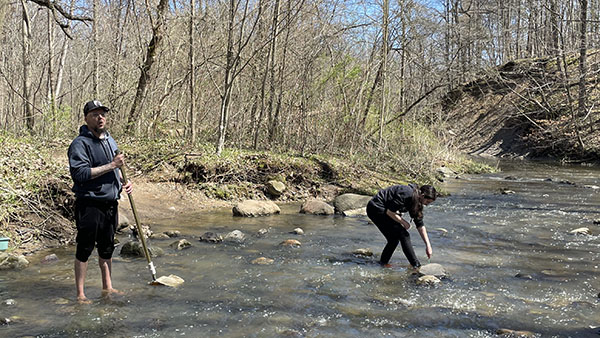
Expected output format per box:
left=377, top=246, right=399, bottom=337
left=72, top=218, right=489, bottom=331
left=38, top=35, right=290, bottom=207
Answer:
left=1, top=161, right=599, bottom=337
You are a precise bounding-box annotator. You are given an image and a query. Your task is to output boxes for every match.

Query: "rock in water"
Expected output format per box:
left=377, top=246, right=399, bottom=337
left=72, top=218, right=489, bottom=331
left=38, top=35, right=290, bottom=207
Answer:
left=0, top=253, right=29, bottom=270
left=418, top=263, right=447, bottom=278
left=333, top=194, right=371, bottom=214
left=342, top=208, right=367, bottom=217
left=164, top=230, right=181, bottom=238
left=199, top=232, right=223, bottom=243
left=153, top=274, right=184, bottom=287
left=434, top=228, right=448, bottom=235
left=292, top=228, right=304, bottom=235
left=120, top=241, right=163, bottom=257
left=436, top=166, right=456, bottom=179
left=41, top=254, right=59, bottom=264
left=280, top=239, right=301, bottom=247
left=232, top=200, right=281, bottom=217
left=353, top=248, right=373, bottom=257
left=266, top=180, right=286, bottom=197
left=170, top=239, right=192, bottom=250
left=569, top=227, right=590, bottom=235
left=299, top=199, right=335, bottom=215
left=496, top=328, right=536, bottom=337
left=251, top=257, right=275, bottom=265
left=416, top=275, right=441, bottom=286
left=224, top=230, right=246, bottom=243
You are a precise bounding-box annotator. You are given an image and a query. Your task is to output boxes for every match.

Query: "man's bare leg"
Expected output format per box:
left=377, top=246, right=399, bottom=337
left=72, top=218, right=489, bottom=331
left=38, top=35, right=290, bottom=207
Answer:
left=75, top=259, right=92, bottom=304
left=99, top=257, right=123, bottom=296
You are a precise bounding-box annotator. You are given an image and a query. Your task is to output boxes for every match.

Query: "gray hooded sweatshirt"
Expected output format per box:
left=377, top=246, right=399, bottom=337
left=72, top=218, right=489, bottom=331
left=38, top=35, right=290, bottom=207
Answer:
left=68, top=125, right=122, bottom=201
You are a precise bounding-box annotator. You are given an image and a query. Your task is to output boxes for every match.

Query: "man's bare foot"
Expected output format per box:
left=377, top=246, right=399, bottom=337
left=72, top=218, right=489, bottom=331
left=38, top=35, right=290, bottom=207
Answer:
left=77, top=296, right=92, bottom=304
left=101, top=288, right=125, bottom=297
left=381, top=263, right=393, bottom=268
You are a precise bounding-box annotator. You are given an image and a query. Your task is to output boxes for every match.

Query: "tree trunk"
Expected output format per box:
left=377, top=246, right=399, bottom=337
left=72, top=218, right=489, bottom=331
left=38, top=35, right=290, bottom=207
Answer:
left=378, top=0, right=389, bottom=146
left=216, top=0, right=236, bottom=156
left=188, top=0, right=196, bottom=143
left=92, top=0, right=99, bottom=97
left=21, top=0, right=33, bottom=131
left=266, top=0, right=280, bottom=145
left=126, top=0, right=169, bottom=132
left=576, top=0, right=587, bottom=150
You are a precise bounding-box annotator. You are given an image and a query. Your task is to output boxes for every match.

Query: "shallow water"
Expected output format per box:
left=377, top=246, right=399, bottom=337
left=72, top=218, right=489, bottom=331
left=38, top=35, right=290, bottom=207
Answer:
left=1, top=161, right=599, bottom=337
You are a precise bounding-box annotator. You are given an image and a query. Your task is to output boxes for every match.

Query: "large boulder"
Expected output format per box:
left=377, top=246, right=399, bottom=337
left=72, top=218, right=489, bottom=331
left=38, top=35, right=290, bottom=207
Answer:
left=333, top=194, right=371, bottom=214
left=0, top=253, right=29, bottom=270
left=300, top=199, right=334, bottom=215
left=232, top=200, right=281, bottom=217
left=266, top=180, right=286, bottom=197
left=418, top=263, right=447, bottom=278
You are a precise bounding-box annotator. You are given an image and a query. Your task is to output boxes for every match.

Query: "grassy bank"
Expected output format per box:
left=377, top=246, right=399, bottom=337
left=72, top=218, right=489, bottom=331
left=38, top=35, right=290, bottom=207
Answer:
left=0, top=132, right=494, bottom=254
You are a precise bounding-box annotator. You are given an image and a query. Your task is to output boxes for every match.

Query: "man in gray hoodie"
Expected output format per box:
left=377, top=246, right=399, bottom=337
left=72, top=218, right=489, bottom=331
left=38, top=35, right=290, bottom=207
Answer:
left=68, top=100, right=133, bottom=303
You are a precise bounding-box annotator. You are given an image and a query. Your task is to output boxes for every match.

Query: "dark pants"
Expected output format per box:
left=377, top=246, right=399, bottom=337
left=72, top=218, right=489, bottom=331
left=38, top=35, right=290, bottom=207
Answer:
left=367, top=201, right=420, bottom=267
left=75, top=198, right=118, bottom=262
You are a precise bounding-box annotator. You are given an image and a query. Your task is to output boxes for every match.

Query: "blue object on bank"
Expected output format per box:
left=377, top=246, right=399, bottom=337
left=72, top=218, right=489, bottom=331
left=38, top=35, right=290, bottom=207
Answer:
left=0, top=237, right=9, bottom=251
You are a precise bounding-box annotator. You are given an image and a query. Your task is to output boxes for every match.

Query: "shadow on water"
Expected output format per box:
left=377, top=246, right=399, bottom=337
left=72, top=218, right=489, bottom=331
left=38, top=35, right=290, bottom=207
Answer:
left=1, top=161, right=600, bottom=337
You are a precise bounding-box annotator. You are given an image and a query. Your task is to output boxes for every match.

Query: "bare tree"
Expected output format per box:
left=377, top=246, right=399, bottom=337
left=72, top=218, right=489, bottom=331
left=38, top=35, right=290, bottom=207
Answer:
left=126, top=0, right=170, bottom=132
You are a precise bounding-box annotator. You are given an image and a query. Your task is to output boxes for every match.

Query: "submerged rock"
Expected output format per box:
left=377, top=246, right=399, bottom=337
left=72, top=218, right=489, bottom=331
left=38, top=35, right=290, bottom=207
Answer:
left=120, top=241, right=163, bottom=257
left=353, top=248, right=373, bottom=257
left=224, top=230, right=246, bottom=243
left=280, top=239, right=301, bottom=247
left=433, top=228, right=448, bottom=235
left=570, top=227, right=590, bottom=235
left=251, top=257, right=275, bottom=265
left=291, top=228, right=304, bottom=235
left=501, top=189, right=516, bottom=194
left=514, top=273, right=533, bottom=280
left=164, top=230, right=181, bottom=238
left=342, top=207, right=367, bottom=217
left=169, top=239, right=192, bottom=250
left=299, top=199, right=334, bottom=215
left=266, top=180, right=286, bottom=197
left=333, top=194, right=371, bottom=214
left=232, top=200, right=281, bottom=217
left=199, top=232, right=223, bottom=243
left=257, top=228, right=269, bottom=237
left=496, top=328, right=536, bottom=337
left=418, top=263, right=447, bottom=278
left=416, top=275, right=441, bottom=286
left=150, top=233, right=171, bottom=240
left=41, top=254, right=59, bottom=264
left=0, top=253, right=29, bottom=270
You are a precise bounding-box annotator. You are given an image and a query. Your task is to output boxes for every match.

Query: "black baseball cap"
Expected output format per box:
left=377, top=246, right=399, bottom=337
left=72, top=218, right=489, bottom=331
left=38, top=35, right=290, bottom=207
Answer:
left=83, top=100, right=110, bottom=115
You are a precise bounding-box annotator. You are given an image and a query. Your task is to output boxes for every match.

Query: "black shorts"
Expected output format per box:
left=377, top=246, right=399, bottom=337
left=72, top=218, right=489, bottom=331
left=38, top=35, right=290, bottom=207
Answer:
left=75, top=198, right=118, bottom=262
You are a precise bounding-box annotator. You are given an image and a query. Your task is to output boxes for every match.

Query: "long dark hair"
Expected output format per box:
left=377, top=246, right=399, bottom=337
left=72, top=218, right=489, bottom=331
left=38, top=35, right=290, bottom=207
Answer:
left=408, top=184, right=437, bottom=221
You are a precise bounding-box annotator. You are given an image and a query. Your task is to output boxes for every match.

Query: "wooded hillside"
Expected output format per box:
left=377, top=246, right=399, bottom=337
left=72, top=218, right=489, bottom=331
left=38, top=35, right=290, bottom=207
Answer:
left=0, top=0, right=598, bottom=160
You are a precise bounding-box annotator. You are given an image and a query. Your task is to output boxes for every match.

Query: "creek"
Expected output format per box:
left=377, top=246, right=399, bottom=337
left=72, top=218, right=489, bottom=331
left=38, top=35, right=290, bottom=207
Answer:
left=1, top=161, right=599, bottom=337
